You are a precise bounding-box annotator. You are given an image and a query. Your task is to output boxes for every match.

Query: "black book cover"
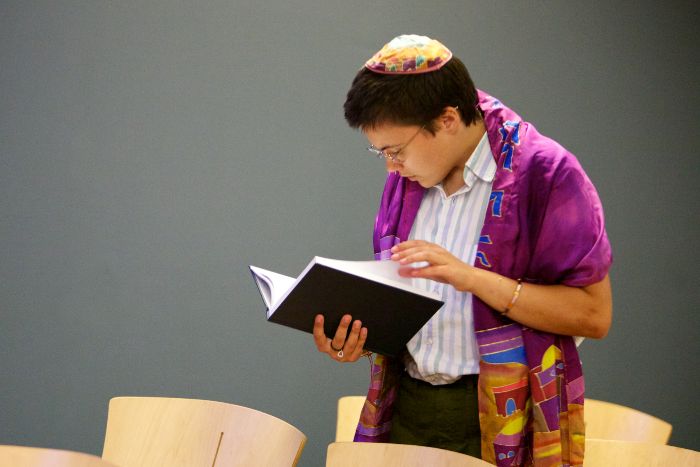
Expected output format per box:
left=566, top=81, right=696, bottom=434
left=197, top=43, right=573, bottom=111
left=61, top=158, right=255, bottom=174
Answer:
left=266, top=263, right=443, bottom=357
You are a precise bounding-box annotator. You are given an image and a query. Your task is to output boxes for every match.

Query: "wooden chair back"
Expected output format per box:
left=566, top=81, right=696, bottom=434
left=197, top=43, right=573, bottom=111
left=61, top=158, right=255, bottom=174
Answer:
left=102, top=396, right=306, bottom=467
left=585, top=399, right=672, bottom=443
left=0, top=445, right=117, bottom=467
left=584, top=439, right=700, bottom=466
left=326, top=442, right=492, bottom=467
left=335, top=396, right=365, bottom=442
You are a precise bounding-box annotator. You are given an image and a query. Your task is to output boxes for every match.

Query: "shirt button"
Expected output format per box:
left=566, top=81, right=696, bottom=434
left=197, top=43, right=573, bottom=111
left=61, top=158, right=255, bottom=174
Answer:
left=427, top=338, right=433, bottom=345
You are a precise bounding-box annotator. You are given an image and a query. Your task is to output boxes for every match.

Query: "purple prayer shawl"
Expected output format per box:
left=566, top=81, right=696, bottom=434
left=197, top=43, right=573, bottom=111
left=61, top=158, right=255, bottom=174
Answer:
left=355, top=90, right=612, bottom=467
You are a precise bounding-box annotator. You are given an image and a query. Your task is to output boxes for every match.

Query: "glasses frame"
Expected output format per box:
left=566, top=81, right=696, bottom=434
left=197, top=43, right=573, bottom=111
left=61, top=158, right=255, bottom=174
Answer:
left=367, top=125, right=425, bottom=163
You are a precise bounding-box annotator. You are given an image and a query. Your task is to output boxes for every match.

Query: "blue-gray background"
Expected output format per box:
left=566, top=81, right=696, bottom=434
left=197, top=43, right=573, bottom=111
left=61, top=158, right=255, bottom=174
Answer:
left=1, top=1, right=697, bottom=465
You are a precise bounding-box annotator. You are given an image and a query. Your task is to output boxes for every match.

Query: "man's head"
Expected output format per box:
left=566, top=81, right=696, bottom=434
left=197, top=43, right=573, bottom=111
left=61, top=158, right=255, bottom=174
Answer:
left=344, top=35, right=480, bottom=134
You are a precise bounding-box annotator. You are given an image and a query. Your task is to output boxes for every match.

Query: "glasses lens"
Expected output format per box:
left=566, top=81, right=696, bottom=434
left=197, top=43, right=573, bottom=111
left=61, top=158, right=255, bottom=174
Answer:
left=367, top=146, right=384, bottom=159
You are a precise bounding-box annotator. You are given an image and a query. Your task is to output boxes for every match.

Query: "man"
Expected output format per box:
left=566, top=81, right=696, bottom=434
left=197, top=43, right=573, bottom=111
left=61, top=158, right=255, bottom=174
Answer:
left=313, top=35, right=612, bottom=466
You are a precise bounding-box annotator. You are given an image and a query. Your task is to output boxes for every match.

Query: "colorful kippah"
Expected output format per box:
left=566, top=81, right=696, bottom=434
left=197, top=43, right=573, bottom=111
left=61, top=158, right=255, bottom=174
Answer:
left=365, top=34, right=453, bottom=74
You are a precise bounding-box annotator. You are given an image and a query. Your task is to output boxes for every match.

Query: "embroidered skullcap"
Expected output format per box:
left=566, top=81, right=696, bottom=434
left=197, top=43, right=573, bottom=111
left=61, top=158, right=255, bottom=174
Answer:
left=364, top=34, right=453, bottom=74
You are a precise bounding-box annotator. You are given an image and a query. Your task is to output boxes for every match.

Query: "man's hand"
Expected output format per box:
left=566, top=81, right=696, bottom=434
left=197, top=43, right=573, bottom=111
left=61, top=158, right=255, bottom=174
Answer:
left=313, top=314, right=368, bottom=362
left=391, top=240, right=474, bottom=291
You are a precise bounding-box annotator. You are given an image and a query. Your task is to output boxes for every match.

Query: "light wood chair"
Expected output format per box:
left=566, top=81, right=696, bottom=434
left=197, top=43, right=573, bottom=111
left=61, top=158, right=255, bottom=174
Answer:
left=0, top=445, right=117, bottom=467
left=326, top=442, right=492, bottom=466
left=335, top=396, right=366, bottom=442
left=102, top=396, right=306, bottom=467
left=585, top=399, right=672, bottom=444
left=584, top=439, right=700, bottom=466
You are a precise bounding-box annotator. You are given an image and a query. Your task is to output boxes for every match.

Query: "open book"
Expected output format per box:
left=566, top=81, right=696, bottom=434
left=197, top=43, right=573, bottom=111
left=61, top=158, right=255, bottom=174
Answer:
left=249, top=257, right=444, bottom=357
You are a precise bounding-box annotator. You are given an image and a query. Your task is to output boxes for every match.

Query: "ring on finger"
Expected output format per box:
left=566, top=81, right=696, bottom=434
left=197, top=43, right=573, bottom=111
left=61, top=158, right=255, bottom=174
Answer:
left=330, top=341, right=344, bottom=358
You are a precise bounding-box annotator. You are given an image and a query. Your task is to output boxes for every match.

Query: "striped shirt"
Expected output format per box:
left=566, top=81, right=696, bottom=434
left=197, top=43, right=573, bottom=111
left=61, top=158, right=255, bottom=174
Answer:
left=405, top=132, right=495, bottom=385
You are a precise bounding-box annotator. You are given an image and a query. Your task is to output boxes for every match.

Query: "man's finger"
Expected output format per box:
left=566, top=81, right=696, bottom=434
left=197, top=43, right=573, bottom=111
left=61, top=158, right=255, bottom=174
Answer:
left=330, top=314, right=352, bottom=350
left=343, top=320, right=363, bottom=354
left=312, top=314, right=328, bottom=350
left=349, top=327, right=369, bottom=361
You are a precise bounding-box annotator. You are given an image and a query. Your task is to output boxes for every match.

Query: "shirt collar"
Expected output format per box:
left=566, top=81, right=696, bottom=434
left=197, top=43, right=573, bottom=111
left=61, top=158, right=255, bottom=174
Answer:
left=464, top=132, right=495, bottom=185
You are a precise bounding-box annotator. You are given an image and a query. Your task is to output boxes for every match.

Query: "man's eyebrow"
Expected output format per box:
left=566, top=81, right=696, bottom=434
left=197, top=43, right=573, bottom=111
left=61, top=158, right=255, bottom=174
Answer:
left=375, top=142, right=401, bottom=151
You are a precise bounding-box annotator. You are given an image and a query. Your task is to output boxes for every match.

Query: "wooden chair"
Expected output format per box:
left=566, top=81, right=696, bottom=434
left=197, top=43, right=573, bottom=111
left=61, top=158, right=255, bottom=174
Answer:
left=102, top=396, right=306, bottom=466
left=585, top=399, right=672, bottom=443
left=0, top=445, right=117, bottom=467
left=584, top=439, right=700, bottom=466
left=326, top=442, right=492, bottom=466
left=335, top=396, right=366, bottom=442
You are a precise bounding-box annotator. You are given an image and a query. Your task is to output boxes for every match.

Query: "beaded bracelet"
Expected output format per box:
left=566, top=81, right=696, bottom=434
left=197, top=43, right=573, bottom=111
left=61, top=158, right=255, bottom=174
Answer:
left=502, top=279, right=523, bottom=315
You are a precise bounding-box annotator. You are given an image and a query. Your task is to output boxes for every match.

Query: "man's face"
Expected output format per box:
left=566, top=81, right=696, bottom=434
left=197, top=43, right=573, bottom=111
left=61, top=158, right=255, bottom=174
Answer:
left=364, top=123, right=453, bottom=188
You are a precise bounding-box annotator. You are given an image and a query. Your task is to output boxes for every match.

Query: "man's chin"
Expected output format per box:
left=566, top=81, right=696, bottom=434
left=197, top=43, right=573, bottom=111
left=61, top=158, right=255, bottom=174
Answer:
left=405, top=175, right=434, bottom=188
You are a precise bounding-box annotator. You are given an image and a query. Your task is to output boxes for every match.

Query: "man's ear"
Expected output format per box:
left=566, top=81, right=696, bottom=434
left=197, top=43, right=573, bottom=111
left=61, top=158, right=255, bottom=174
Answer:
left=439, top=106, right=462, bottom=133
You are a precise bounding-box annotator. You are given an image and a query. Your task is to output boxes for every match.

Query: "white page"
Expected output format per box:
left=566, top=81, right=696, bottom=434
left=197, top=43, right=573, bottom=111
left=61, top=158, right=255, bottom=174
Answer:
left=249, top=265, right=296, bottom=309
left=313, top=257, right=439, bottom=300
left=316, top=257, right=409, bottom=284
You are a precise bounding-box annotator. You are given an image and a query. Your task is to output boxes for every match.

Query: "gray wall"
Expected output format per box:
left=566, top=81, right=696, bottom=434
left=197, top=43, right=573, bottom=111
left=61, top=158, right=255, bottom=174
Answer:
left=1, top=1, right=697, bottom=465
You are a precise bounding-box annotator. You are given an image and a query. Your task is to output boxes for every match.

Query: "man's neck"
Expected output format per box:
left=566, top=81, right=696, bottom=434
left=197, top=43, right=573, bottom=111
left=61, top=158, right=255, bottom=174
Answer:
left=442, top=119, right=487, bottom=196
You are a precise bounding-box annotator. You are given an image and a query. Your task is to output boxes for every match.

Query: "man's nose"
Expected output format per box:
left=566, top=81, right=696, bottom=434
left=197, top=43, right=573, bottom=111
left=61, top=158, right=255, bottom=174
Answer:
left=385, top=159, right=402, bottom=172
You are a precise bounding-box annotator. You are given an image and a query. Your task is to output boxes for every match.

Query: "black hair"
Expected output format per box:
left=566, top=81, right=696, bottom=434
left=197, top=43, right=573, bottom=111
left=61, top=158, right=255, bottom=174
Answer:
left=343, top=57, right=479, bottom=134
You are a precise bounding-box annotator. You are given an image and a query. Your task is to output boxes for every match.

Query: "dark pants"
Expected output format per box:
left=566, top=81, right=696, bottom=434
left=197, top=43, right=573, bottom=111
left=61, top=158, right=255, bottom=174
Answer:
left=389, top=372, right=481, bottom=459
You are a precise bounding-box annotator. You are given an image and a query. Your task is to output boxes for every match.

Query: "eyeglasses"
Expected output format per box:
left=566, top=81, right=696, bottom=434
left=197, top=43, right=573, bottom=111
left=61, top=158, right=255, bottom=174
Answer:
left=366, top=125, right=424, bottom=163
